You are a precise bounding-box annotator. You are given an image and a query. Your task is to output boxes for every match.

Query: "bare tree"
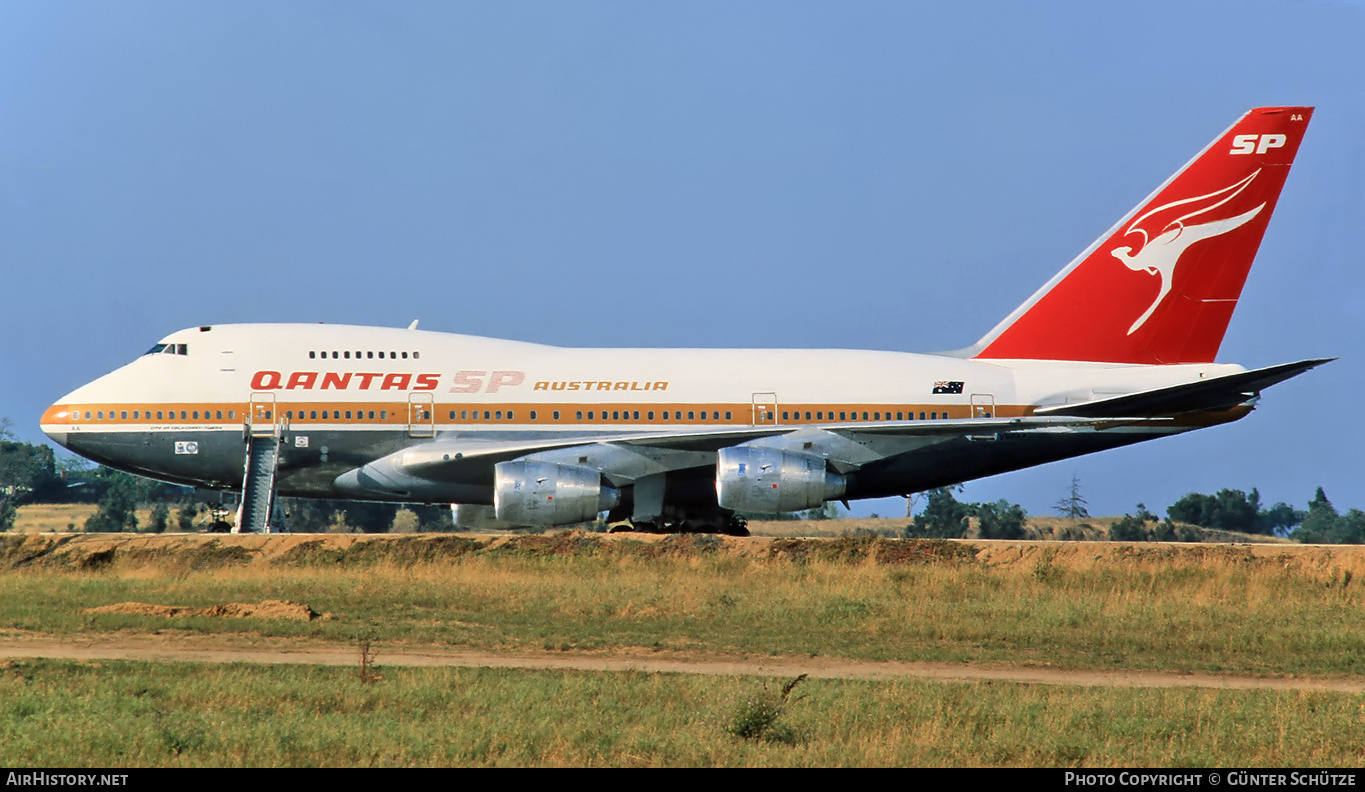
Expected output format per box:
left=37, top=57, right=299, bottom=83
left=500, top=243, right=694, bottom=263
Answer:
left=1054, top=474, right=1090, bottom=519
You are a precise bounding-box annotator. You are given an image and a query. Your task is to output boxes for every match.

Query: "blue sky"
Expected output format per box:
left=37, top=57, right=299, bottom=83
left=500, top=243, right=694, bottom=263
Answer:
left=2, top=1, right=1361, bottom=519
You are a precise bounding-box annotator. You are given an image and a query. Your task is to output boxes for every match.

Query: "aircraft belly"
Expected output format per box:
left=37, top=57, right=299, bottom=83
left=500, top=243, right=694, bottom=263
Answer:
left=61, top=430, right=244, bottom=489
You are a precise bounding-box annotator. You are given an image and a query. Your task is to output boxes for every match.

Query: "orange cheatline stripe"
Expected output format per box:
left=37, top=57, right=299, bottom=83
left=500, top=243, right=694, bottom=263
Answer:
left=44, top=400, right=1029, bottom=427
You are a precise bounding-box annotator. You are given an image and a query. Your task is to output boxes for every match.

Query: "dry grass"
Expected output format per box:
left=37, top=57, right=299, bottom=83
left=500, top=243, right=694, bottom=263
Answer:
left=4, top=533, right=1365, bottom=676
left=3, top=659, right=1364, bottom=767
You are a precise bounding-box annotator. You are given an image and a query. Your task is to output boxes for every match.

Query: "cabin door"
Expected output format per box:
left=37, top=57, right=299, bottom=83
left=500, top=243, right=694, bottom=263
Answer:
left=408, top=393, right=435, bottom=437
left=971, top=393, right=996, bottom=419
left=752, top=393, right=778, bottom=426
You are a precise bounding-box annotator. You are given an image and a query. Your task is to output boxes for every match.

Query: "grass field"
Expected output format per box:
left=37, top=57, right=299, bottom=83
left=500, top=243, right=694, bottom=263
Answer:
left=4, top=659, right=1364, bottom=767
left=4, top=531, right=1364, bottom=766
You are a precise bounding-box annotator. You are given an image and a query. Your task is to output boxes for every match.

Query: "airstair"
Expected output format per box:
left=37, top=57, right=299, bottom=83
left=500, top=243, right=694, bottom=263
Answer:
left=233, top=394, right=286, bottom=533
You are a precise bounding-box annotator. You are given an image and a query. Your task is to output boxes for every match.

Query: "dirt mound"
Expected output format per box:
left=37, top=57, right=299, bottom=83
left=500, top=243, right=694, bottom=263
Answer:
left=6, top=530, right=1363, bottom=579
left=83, top=599, right=331, bottom=621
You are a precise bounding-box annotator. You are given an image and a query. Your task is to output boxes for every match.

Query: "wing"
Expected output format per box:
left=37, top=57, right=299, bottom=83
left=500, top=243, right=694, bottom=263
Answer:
left=336, top=414, right=1117, bottom=495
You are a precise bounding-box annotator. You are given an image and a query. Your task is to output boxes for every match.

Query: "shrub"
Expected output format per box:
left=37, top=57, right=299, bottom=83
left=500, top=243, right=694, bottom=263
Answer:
left=727, top=675, right=807, bottom=745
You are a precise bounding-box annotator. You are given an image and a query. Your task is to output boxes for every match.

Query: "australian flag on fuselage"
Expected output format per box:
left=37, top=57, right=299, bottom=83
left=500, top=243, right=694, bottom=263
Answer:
left=932, top=380, right=964, bottom=395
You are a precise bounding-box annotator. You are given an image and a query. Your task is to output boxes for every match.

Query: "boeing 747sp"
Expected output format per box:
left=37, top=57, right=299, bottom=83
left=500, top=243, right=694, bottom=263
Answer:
left=41, top=107, right=1327, bottom=534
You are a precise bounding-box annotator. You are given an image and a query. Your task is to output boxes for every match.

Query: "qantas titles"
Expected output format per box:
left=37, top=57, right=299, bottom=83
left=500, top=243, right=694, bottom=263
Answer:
left=247, top=369, right=670, bottom=393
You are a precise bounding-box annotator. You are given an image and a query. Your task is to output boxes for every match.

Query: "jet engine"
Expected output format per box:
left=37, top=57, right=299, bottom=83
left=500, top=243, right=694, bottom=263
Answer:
left=714, top=446, right=846, bottom=513
left=494, top=461, right=620, bottom=526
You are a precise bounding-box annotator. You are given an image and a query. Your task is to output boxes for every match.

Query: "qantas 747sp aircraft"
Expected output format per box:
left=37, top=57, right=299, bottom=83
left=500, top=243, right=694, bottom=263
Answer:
left=42, top=107, right=1327, bottom=534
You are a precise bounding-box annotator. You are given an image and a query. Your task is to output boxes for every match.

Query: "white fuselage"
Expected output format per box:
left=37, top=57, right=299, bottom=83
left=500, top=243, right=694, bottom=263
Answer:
left=41, top=323, right=1242, bottom=512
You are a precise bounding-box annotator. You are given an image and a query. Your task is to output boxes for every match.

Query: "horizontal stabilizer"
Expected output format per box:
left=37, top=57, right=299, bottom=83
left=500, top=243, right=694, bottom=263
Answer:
left=1035, top=358, right=1333, bottom=418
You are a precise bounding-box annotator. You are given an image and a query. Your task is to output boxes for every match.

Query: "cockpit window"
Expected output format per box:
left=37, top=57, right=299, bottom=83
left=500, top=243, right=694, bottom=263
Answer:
left=142, top=343, right=188, bottom=357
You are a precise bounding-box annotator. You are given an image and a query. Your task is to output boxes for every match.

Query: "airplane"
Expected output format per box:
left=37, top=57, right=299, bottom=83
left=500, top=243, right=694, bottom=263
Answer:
left=40, top=106, right=1328, bottom=535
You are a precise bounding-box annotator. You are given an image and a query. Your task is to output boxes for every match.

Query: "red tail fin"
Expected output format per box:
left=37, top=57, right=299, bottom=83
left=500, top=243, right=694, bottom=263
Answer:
left=973, top=106, right=1312, bottom=364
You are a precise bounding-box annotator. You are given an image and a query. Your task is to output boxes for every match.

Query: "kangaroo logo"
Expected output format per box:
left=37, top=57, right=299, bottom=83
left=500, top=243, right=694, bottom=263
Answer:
left=1112, top=170, right=1264, bottom=335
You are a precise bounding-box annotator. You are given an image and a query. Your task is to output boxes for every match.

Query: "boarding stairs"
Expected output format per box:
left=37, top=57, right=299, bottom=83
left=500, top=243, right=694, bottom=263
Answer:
left=233, top=396, right=287, bottom=534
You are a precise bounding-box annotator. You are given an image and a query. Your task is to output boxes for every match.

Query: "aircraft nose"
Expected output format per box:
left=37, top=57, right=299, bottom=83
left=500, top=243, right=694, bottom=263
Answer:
left=40, top=400, right=73, bottom=449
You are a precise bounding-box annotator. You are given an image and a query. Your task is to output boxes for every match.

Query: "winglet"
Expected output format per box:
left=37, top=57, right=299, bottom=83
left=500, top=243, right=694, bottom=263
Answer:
left=972, top=107, right=1313, bottom=364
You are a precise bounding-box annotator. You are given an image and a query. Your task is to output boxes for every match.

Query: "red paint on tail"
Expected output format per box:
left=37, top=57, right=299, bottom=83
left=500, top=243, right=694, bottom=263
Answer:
left=974, top=107, right=1312, bottom=364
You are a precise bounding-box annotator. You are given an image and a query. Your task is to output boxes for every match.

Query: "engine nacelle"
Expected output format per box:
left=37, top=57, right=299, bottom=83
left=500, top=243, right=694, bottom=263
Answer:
left=494, top=461, right=620, bottom=526
left=715, top=446, right=846, bottom=513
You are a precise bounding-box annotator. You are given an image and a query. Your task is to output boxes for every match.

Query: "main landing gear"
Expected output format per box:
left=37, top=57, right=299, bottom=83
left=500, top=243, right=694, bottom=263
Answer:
left=613, top=513, right=750, bottom=537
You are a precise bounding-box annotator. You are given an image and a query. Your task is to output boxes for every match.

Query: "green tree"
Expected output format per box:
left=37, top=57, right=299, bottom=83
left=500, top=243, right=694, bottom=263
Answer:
left=83, top=469, right=154, bottom=533
left=906, top=487, right=972, bottom=538
left=1259, top=501, right=1305, bottom=536
left=0, top=440, right=64, bottom=504
left=1291, top=487, right=1339, bottom=544
left=412, top=504, right=459, bottom=532
left=974, top=499, right=1027, bottom=540
left=1109, top=511, right=1151, bottom=541
left=281, top=498, right=338, bottom=533
left=1167, top=488, right=1304, bottom=536
left=147, top=502, right=170, bottom=533
left=176, top=503, right=199, bottom=532
left=339, top=501, right=399, bottom=533
left=1290, top=488, right=1365, bottom=544
left=0, top=496, right=16, bottom=532
left=1168, top=489, right=1261, bottom=533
